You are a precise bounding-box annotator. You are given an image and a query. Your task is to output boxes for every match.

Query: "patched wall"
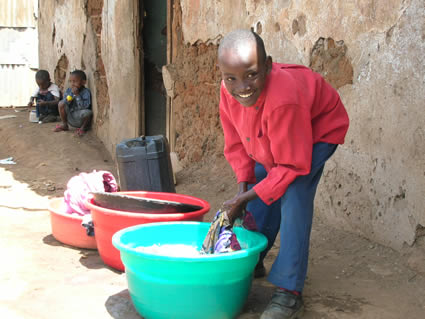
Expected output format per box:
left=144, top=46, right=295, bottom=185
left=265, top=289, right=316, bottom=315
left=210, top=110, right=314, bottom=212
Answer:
left=38, top=0, right=140, bottom=155
left=172, top=0, right=425, bottom=249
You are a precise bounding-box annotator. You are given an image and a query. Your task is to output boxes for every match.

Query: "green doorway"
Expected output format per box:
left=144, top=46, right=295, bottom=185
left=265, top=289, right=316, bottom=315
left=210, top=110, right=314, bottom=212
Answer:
left=142, top=0, right=167, bottom=136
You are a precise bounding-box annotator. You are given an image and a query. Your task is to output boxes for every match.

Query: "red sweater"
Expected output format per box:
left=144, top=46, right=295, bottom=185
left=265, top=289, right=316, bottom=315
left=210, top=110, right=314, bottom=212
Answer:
left=219, top=63, right=349, bottom=205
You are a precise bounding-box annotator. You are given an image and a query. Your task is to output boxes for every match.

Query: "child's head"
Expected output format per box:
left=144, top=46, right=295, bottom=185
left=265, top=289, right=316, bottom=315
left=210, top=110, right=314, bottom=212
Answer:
left=35, top=70, right=51, bottom=91
left=69, top=70, right=87, bottom=90
left=218, top=29, right=272, bottom=107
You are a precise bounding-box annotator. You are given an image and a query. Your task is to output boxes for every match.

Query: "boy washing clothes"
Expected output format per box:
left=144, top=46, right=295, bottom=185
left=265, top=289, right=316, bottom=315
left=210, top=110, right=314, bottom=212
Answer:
left=28, top=70, right=60, bottom=123
left=54, top=70, right=92, bottom=137
left=218, top=29, right=349, bottom=319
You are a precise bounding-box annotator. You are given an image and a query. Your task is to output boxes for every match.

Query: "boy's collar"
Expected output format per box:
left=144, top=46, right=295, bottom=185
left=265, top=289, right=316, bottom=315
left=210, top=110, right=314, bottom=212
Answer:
left=251, top=73, right=270, bottom=109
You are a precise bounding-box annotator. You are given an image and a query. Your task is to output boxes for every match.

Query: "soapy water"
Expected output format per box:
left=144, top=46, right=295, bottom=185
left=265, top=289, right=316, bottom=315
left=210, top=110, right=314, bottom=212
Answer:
left=135, top=244, right=201, bottom=257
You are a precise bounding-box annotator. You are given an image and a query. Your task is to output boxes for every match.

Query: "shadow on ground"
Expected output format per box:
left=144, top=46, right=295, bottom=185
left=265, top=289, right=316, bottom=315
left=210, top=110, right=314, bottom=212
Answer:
left=105, top=289, right=142, bottom=319
left=0, top=108, right=116, bottom=199
left=42, top=234, right=121, bottom=272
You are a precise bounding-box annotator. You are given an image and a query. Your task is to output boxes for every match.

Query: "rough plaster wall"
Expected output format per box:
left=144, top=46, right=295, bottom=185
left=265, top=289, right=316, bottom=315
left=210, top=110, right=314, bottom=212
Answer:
left=38, top=1, right=87, bottom=81
left=176, top=0, right=425, bottom=249
left=38, top=0, right=139, bottom=156
left=100, top=0, right=140, bottom=154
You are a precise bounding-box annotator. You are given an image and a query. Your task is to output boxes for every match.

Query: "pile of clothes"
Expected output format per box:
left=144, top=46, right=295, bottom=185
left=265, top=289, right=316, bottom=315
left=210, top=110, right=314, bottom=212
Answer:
left=63, top=170, right=118, bottom=235
left=63, top=170, right=118, bottom=216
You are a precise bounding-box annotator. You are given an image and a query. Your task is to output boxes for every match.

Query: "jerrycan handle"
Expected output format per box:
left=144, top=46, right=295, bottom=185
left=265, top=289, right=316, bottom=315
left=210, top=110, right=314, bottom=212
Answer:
left=139, top=135, right=147, bottom=147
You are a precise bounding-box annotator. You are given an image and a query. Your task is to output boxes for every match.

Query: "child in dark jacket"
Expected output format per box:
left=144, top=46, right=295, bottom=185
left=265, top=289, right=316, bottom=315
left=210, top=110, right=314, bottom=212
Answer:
left=28, top=70, right=60, bottom=123
left=53, top=70, right=92, bottom=136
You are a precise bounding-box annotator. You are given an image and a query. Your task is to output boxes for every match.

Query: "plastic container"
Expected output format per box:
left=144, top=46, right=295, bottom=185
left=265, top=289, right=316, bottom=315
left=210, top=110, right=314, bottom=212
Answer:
left=29, top=110, right=39, bottom=123
left=112, top=222, right=268, bottom=319
left=116, top=135, right=175, bottom=192
left=48, top=198, right=97, bottom=249
left=86, top=191, right=210, bottom=271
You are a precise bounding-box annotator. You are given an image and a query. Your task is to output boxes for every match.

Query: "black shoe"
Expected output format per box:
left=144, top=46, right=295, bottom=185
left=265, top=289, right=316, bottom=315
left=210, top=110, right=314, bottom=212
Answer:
left=254, top=261, right=266, bottom=278
left=260, top=289, right=304, bottom=319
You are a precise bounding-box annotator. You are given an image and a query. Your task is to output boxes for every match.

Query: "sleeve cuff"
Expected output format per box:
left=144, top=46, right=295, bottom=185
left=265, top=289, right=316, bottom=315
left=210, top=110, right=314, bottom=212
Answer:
left=253, top=182, right=280, bottom=206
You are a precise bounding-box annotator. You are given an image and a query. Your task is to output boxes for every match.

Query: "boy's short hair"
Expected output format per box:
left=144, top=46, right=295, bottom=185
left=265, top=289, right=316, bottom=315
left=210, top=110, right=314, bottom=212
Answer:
left=218, top=29, right=267, bottom=62
left=70, top=70, right=87, bottom=81
left=35, top=70, right=50, bottom=82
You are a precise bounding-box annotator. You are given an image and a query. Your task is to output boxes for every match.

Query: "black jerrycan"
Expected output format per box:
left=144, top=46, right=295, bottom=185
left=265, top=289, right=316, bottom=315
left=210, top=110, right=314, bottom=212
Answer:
left=116, top=135, right=176, bottom=193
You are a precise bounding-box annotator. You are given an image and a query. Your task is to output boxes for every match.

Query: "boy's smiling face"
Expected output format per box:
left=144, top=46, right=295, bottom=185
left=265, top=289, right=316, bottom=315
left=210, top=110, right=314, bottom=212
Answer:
left=218, top=41, right=272, bottom=107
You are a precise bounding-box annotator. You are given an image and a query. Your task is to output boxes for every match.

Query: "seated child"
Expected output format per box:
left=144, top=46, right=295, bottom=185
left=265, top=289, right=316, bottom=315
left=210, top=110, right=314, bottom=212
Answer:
left=53, top=70, right=93, bottom=136
left=27, top=70, right=60, bottom=123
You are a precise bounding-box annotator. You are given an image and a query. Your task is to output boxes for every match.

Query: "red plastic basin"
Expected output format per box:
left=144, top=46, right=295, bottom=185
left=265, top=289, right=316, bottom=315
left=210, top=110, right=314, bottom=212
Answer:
left=86, top=191, right=210, bottom=271
left=48, top=198, right=97, bottom=249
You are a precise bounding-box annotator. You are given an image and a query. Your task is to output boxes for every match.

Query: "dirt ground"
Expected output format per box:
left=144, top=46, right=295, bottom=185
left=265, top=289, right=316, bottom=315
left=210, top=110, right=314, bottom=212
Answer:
left=1, top=108, right=424, bottom=319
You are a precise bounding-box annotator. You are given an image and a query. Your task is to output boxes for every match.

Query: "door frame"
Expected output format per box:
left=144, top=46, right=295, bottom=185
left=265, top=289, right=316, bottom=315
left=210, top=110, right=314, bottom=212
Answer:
left=166, top=0, right=174, bottom=151
left=137, top=0, right=174, bottom=149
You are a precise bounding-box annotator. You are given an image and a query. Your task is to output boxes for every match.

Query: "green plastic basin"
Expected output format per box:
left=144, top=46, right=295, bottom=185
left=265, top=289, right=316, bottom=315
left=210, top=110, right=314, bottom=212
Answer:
left=112, top=222, right=267, bottom=319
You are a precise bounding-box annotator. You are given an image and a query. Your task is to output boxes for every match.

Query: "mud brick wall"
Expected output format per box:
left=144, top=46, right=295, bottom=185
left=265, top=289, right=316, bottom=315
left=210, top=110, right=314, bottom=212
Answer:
left=169, top=2, right=223, bottom=164
left=172, top=43, right=222, bottom=163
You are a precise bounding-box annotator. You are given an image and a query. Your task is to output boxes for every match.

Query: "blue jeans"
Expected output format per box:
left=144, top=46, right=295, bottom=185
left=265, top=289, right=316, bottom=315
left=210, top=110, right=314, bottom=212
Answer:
left=247, top=142, right=337, bottom=292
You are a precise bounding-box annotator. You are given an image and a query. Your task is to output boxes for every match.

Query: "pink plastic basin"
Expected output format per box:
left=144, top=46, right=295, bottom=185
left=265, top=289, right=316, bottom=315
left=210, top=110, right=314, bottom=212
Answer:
left=86, top=191, right=210, bottom=271
left=48, top=198, right=97, bottom=249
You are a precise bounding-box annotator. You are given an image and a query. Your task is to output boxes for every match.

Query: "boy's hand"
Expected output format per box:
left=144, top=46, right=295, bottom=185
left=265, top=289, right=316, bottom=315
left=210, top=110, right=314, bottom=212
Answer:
left=223, top=188, right=258, bottom=224
left=223, top=195, right=246, bottom=223
left=27, top=101, right=33, bottom=107
left=72, top=87, right=80, bottom=95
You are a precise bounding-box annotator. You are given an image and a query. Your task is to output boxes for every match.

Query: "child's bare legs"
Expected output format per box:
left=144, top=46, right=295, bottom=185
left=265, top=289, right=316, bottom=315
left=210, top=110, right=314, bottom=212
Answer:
left=54, top=101, right=69, bottom=131
left=80, top=113, right=92, bottom=132
left=75, top=113, right=92, bottom=136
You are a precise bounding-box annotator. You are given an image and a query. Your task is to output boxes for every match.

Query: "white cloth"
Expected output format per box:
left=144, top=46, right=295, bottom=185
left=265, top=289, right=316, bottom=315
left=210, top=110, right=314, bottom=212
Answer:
left=32, top=83, right=60, bottom=98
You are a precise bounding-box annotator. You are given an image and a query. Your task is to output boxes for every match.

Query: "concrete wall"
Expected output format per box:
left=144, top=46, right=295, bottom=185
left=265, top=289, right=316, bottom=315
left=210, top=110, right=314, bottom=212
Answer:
left=38, top=0, right=140, bottom=155
left=171, top=0, right=425, bottom=249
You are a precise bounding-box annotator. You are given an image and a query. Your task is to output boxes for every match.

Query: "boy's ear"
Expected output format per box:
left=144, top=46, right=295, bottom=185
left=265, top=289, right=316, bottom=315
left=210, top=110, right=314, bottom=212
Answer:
left=265, top=56, right=273, bottom=74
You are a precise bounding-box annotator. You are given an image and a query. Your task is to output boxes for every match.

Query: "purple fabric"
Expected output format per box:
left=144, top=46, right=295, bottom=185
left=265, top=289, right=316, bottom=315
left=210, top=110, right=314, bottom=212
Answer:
left=214, top=229, right=242, bottom=253
left=64, top=170, right=118, bottom=216
left=202, top=209, right=257, bottom=254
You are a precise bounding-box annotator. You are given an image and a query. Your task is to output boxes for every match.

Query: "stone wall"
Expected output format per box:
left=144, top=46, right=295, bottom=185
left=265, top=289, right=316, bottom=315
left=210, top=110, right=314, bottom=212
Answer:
left=171, top=0, right=425, bottom=249
left=38, top=0, right=140, bottom=155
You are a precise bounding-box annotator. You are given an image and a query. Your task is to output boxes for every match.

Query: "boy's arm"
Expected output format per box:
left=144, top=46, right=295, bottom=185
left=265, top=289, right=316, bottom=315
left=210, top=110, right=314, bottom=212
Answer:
left=62, top=88, right=75, bottom=107
left=28, top=88, right=39, bottom=106
left=76, top=88, right=92, bottom=109
left=219, top=95, right=256, bottom=185
left=27, top=96, right=35, bottom=107
left=220, top=101, right=258, bottom=222
left=38, top=97, right=60, bottom=107
left=253, top=105, right=313, bottom=205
